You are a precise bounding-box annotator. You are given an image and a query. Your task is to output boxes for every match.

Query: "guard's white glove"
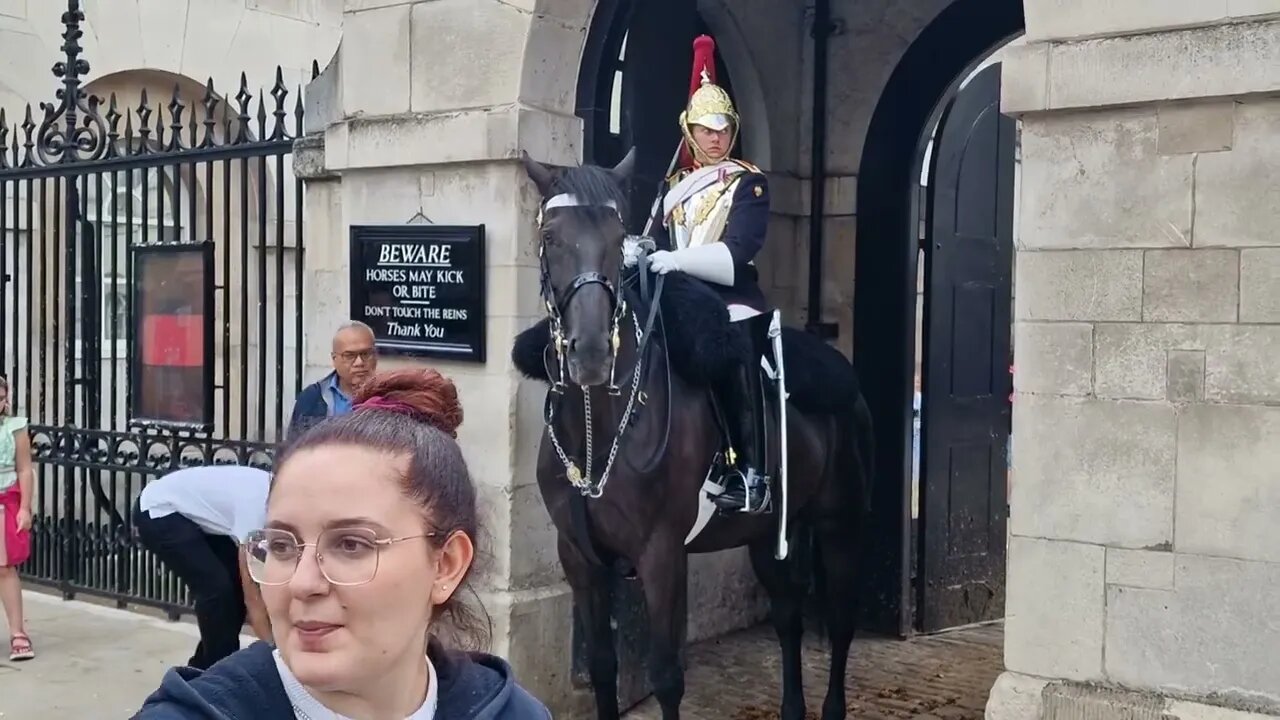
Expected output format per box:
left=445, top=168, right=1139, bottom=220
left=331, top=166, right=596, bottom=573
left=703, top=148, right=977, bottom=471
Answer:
left=622, top=236, right=655, bottom=269
left=646, top=250, right=680, bottom=275
left=646, top=244, right=736, bottom=286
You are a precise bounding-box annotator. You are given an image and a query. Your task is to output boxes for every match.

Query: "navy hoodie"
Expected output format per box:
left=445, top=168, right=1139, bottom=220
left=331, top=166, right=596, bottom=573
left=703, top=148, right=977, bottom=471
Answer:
left=132, top=638, right=551, bottom=719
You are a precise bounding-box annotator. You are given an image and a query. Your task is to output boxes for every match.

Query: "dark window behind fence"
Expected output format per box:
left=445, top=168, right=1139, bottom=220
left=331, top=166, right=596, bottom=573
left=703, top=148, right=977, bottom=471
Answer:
left=0, top=2, right=310, bottom=617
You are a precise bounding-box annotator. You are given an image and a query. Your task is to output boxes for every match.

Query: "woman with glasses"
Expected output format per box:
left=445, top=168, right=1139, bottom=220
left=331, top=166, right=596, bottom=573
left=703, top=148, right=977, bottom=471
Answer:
left=135, top=368, right=550, bottom=719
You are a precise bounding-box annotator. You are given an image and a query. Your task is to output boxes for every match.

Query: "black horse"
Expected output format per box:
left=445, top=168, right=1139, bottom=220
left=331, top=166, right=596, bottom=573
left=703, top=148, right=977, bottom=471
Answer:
left=515, top=149, right=874, bottom=720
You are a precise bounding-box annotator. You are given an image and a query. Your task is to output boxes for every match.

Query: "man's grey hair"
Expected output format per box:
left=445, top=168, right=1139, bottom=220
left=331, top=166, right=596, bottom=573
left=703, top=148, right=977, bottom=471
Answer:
left=333, top=320, right=374, bottom=338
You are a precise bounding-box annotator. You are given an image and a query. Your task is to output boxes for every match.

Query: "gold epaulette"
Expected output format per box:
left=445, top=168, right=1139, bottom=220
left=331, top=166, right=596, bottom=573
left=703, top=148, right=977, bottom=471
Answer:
left=730, top=159, right=763, bottom=174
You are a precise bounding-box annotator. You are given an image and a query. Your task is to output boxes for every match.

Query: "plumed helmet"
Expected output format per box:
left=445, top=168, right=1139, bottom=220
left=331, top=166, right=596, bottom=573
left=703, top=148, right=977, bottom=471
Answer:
left=679, top=35, right=739, bottom=167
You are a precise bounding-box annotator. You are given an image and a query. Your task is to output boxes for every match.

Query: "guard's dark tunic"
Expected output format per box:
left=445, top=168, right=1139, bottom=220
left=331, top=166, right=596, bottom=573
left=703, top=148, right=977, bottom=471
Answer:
left=648, top=167, right=771, bottom=313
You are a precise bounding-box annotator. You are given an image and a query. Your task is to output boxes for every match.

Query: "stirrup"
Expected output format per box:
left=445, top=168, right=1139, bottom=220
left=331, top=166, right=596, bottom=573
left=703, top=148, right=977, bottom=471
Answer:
left=713, top=467, right=772, bottom=515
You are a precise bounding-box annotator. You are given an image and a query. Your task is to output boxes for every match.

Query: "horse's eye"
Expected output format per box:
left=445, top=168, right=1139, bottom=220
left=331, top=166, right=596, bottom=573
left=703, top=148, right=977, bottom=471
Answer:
left=541, top=230, right=555, bottom=245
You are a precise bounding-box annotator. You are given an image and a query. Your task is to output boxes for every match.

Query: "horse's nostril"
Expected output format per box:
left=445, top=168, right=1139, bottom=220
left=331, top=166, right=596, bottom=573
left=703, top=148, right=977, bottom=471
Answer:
left=568, top=337, right=579, bottom=352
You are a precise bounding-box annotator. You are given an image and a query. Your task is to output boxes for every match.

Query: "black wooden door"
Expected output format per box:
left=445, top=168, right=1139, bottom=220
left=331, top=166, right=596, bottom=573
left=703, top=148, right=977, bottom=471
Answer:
left=918, top=63, right=1013, bottom=633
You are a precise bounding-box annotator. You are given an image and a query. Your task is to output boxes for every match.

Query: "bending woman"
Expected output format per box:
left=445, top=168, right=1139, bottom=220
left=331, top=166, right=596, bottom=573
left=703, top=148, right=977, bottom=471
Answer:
left=135, top=368, right=550, bottom=719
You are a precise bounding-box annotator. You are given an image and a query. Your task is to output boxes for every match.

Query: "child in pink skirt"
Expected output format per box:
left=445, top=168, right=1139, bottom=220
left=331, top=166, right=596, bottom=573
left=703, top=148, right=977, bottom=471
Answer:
left=0, top=376, right=33, bottom=661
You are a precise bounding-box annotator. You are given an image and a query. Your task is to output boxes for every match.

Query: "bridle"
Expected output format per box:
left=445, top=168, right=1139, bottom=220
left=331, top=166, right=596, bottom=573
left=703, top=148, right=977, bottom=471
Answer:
left=536, top=193, right=667, bottom=498
left=537, top=194, right=631, bottom=394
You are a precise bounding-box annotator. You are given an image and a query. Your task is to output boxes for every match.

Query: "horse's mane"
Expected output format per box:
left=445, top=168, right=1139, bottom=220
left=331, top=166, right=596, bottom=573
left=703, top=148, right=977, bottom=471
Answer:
left=550, top=164, right=630, bottom=220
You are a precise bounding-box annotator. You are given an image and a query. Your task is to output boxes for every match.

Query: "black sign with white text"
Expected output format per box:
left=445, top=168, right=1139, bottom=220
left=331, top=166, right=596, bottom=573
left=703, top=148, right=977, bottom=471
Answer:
left=349, top=225, right=486, bottom=362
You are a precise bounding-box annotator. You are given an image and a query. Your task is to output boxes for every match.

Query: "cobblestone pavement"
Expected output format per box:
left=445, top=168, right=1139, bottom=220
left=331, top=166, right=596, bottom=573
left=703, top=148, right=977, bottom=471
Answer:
left=624, top=622, right=1003, bottom=720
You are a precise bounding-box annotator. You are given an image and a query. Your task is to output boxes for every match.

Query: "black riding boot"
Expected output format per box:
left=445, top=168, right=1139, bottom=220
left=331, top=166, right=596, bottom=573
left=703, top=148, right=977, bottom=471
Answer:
left=713, top=314, right=772, bottom=514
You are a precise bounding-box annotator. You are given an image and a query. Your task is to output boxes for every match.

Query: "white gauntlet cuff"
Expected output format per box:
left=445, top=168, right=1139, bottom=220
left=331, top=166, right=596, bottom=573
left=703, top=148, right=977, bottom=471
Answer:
left=670, top=243, right=736, bottom=286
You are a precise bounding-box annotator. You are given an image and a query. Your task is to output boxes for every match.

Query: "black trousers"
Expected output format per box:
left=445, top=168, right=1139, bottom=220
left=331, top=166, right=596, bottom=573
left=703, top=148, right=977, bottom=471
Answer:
left=133, top=501, right=246, bottom=670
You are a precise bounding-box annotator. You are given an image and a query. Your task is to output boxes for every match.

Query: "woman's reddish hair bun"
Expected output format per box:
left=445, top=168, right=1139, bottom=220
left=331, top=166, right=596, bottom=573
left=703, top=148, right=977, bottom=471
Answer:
left=354, top=368, right=463, bottom=438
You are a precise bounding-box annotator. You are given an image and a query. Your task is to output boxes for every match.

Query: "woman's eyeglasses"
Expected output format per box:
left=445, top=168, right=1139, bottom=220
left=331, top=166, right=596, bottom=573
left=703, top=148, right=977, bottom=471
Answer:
left=245, top=527, right=435, bottom=586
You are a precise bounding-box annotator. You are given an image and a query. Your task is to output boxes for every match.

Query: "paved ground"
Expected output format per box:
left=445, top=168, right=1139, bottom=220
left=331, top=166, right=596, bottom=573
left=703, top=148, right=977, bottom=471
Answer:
left=0, top=588, right=1002, bottom=719
left=625, top=622, right=1003, bottom=719
left=0, top=588, right=250, bottom=718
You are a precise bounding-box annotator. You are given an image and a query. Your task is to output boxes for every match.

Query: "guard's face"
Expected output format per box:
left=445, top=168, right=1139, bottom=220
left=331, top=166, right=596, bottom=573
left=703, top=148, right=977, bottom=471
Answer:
left=691, top=124, right=731, bottom=162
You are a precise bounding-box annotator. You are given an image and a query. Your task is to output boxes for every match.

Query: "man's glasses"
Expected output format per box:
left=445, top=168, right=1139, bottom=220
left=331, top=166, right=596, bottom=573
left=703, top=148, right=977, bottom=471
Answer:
left=245, top=527, right=434, bottom=586
left=334, top=349, right=375, bottom=363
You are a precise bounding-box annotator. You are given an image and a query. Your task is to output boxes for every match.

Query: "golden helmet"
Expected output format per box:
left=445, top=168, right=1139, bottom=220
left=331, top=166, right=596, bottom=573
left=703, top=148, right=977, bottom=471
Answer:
left=679, top=71, right=740, bottom=164
left=681, top=70, right=739, bottom=133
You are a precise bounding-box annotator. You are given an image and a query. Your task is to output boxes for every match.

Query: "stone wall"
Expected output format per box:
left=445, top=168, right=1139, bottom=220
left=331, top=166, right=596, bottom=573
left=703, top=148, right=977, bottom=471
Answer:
left=990, top=4, right=1280, bottom=717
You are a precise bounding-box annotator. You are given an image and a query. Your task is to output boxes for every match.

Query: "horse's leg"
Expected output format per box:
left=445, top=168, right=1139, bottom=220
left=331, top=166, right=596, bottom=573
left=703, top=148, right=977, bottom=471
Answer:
left=815, top=521, right=860, bottom=720
left=558, top=535, right=620, bottom=720
left=636, top=535, right=689, bottom=720
left=748, top=538, right=807, bottom=720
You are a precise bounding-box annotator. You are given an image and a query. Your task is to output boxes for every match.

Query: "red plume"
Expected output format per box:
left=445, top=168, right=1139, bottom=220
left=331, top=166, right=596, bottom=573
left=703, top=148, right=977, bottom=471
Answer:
left=679, top=34, right=718, bottom=169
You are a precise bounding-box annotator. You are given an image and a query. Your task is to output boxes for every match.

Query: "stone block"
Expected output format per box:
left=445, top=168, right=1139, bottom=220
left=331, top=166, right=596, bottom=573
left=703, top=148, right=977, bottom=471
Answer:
left=341, top=4, right=411, bottom=116
left=1166, top=349, right=1205, bottom=402
left=1045, top=685, right=1168, bottom=719
left=1011, top=395, right=1175, bottom=548
left=519, top=13, right=589, bottom=115
left=178, top=0, right=246, bottom=82
left=1020, top=112, right=1193, bottom=249
left=1106, top=547, right=1175, bottom=589
left=410, top=0, right=527, bottom=113
left=0, top=0, right=24, bottom=20
left=1013, top=322, right=1093, bottom=396
left=1094, top=323, right=1280, bottom=404
left=1004, top=536, right=1105, bottom=681
left=1105, top=554, right=1280, bottom=699
left=1096, top=324, right=1203, bottom=400
left=1015, top=251, right=1143, bottom=321
left=1230, top=0, right=1280, bottom=18
left=985, top=671, right=1050, bottom=720
left=1167, top=700, right=1280, bottom=720
left=497, top=0, right=595, bottom=24
left=1196, top=100, right=1280, bottom=247
left=326, top=106, right=581, bottom=172
left=1240, top=249, right=1280, bottom=322
left=1142, top=249, right=1239, bottom=323
left=1176, top=404, right=1280, bottom=563
left=507, top=482, right=563, bottom=590
left=482, top=584, right=575, bottom=713
left=137, top=0, right=188, bottom=72
left=1158, top=102, right=1236, bottom=155
left=1000, top=42, right=1049, bottom=114
left=1047, top=22, right=1280, bottom=111
left=1204, top=325, right=1280, bottom=404
left=1023, top=0, right=1228, bottom=42
left=686, top=549, right=768, bottom=642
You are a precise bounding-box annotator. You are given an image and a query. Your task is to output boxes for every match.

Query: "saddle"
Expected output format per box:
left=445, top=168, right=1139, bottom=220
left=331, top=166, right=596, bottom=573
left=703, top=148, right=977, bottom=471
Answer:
left=511, top=271, right=861, bottom=418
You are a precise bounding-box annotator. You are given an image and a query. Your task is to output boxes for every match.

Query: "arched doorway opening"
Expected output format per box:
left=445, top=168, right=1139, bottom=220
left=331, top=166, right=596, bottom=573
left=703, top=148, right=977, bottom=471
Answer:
left=852, top=0, right=1025, bottom=637
left=576, top=0, right=739, bottom=232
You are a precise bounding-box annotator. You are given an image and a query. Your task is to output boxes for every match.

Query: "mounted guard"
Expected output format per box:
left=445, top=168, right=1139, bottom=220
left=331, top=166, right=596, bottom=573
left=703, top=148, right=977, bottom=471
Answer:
left=638, top=35, right=776, bottom=515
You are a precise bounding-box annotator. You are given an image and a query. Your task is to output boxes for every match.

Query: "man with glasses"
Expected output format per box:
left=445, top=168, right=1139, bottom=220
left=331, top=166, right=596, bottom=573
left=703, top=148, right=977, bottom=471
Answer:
left=287, top=321, right=378, bottom=438
left=133, top=464, right=274, bottom=670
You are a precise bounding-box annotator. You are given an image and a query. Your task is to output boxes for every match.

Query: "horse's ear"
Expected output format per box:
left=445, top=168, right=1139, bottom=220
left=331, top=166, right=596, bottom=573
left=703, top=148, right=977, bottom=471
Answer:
left=520, top=150, right=555, bottom=196
left=611, top=146, right=637, bottom=181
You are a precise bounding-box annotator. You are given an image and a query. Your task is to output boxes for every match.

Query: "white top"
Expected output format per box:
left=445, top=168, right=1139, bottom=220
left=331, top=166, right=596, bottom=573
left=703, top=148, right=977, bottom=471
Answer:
left=274, top=648, right=439, bottom=720
left=137, top=465, right=271, bottom=542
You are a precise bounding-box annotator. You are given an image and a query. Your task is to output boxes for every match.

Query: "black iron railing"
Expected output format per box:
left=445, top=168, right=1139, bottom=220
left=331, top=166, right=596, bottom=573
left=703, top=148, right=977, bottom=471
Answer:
left=0, top=0, right=312, bottom=616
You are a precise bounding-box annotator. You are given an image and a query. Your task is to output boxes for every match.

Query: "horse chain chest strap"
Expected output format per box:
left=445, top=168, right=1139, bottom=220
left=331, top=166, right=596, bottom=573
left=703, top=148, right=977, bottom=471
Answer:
left=547, top=312, right=644, bottom=498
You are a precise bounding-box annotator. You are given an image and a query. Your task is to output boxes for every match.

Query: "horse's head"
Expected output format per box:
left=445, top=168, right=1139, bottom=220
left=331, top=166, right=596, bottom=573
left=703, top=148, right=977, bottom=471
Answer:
left=522, top=148, right=637, bottom=387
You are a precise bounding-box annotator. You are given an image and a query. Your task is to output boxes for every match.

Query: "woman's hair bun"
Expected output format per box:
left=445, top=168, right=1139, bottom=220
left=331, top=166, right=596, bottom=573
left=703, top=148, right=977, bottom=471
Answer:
left=353, top=368, right=463, bottom=437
